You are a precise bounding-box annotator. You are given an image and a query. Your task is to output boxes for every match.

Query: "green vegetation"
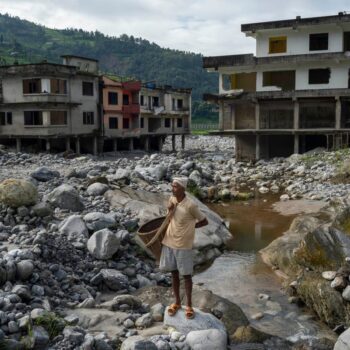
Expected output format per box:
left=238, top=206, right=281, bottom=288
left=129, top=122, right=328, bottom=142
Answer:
left=33, top=312, right=66, bottom=339
left=0, top=13, right=218, bottom=119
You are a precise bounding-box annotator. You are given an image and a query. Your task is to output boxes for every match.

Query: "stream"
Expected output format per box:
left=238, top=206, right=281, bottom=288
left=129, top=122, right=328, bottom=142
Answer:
left=193, top=194, right=336, bottom=342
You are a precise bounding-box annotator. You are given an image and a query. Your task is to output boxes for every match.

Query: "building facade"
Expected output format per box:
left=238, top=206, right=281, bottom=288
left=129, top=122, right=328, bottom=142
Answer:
left=0, top=55, right=100, bottom=153
left=203, top=13, right=350, bottom=160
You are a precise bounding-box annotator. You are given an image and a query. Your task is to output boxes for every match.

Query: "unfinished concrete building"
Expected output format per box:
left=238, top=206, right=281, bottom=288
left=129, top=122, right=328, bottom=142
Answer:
left=0, top=55, right=100, bottom=153
left=203, top=13, right=350, bottom=160
left=140, top=84, right=191, bottom=151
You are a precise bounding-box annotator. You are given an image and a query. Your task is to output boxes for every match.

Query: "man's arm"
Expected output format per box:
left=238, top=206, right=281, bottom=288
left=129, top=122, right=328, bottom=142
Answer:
left=195, top=217, right=208, bottom=228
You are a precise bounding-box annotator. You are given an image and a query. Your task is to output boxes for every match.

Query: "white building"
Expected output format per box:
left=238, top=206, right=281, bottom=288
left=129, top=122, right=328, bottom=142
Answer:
left=204, top=12, right=350, bottom=160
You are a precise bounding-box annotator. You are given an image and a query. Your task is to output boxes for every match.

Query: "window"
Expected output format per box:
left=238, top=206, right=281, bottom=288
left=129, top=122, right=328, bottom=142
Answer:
left=309, top=33, right=328, bottom=51
left=109, top=117, right=118, bottom=129
left=50, top=79, right=67, bottom=94
left=50, top=111, right=67, bottom=125
left=123, top=94, right=129, bottom=105
left=123, top=118, right=129, bottom=129
left=23, top=79, right=41, bottom=94
left=0, top=112, right=5, bottom=125
left=308, top=68, right=330, bottom=84
left=177, top=99, right=183, bottom=109
left=24, top=111, right=43, bottom=125
left=140, top=95, right=144, bottom=106
left=269, top=36, right=287, bottom=54
left=108, top=92, right=118, bottom=105
left=177, top=118, right=183, bottom=128
left=344, top=32, right=350, bottom=51
left=6, top=112, right=12, bottom=125
left=82, top=82, right=94, bottom=96
left=152, top=96, right=159, bottom=107
left=172, top=98, right=176, bottom=110
left=165, top=118, right=171, bottom=128
left=140, top=117, right=144, bottom=128
left=83, top=112, right=94, bottom=125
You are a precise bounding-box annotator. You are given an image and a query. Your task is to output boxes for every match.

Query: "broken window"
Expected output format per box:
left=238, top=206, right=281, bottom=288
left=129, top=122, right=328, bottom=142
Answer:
left=123, top=118, right=129, bottom=129
left=263, top=70, right=295, bottom=90
left=177, top=118, right=183, bottom=128
left=308, top=68, right=330, bottom=84
left=177, top=99, right=183, bottom=109
left=83, top=112, right=94, bottom=125
left=309, top=33, right=328, bottom=51
left=82, top=82, right=93, bottom=96
left=6, top=112, right=12, bottom=125
left=152, top=96, right=159, bottom=107
left=165, top=118, right=171, bottom=128
left=123, top=94, right=129, bottom=105
left=108, top=92, right=118, bottom=105
left=50, top=79, right=67, bottom=94
left=0, top=112, right=5, bottom=125
left=24, top=111, right=43, bottom=125
left=23, top=79, right=41, bottom=94
left=269, top=36, right=287, bottom=54
left=230, top=73, right=257, bottom=91
left=50, top=111, right=67, bottom=125
left=109, top=117, right=118, bottom=129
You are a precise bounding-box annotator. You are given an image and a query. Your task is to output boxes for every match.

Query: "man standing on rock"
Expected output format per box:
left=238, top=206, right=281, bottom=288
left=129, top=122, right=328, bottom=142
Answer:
left=160, top=177, right=208, bottom=319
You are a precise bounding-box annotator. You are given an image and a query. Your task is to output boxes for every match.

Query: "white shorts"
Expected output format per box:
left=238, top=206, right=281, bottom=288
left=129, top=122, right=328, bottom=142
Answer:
left=159, top=245, right=193, bottom=276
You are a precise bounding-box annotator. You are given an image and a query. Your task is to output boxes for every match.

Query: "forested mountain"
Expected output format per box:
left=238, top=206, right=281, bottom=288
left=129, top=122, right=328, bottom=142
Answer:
left=0, top=13, right=218, bottom=120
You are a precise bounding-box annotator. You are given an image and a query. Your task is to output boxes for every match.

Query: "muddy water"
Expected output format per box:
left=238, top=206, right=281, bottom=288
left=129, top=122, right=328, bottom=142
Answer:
left=194, top=195, right=336, bottom=341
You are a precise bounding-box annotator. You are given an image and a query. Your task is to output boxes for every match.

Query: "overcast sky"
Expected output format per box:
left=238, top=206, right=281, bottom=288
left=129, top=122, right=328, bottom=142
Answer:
left=0, top=0, right=349, bottom=56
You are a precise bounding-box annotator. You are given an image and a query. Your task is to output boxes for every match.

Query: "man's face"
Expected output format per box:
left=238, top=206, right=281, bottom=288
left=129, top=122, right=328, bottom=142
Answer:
left=171, top=181, right=184, bottom=196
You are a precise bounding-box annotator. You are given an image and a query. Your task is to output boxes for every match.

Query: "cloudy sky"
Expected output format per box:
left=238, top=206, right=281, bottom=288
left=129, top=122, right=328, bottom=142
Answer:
left=0, top=0, right=348, bottom=55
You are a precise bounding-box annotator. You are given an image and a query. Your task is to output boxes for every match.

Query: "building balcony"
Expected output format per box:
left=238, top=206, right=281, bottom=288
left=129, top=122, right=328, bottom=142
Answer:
left=21, top=93, right=70, bottom=104
left=122, top=104, right=140, bottom=114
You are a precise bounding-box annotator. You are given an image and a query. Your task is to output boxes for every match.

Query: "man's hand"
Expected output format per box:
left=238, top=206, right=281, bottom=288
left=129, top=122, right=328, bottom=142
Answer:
left=195, top=218, right=208, bottom=229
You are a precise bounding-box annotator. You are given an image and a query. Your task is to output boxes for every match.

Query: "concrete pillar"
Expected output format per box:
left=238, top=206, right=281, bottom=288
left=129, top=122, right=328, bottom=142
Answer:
left=336, top=98, right=341, bottom=129
left=65, top=137, right=70, bottom=152
left=113, top=139, right=117, bottom=153
left=294, top=134, right=299, bottom=154
left=293, top=101, right=299, bottom=130
left=172, top=135, right=176, bottom=151
left=255, top=103, right=260, bottom=130
left=231, top=104, right=236, bottom=130
left=158, top=137, right=163, bottom=151
left=16, top=138, right=21, bottom=153
left=93, top=137, right=98, bottom=156
left=255, top=135, right=260, bottom=160
left=219, top=101, right=224, bottom=131
left=144, top=136, right=150, bottom=152
left=129, top=138, right=134, bottom=151
left=45, top=139, right=50, bottom=153
left=75, top=137, right=80, bottom=154
left=181, top=135, right=185, bottom=150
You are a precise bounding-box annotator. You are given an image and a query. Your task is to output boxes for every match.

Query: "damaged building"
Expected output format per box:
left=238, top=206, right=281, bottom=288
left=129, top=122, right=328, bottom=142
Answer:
left=0, top=56, right=191, bottom=153
left=203, top=12, right=350, bottom=160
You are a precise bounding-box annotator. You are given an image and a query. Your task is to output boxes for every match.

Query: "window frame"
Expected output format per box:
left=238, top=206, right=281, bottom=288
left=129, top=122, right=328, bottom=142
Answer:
left=269, top=36, right=287, bottom=54
left=82, top=81, right=94, bottom=96
left=108, top=92, right=118, bottom=105
left=309, top=33, right=329, bottom=51
left=308, top=68, right=331, bottom=85
left=109, top=117, right=118, bottom=129
left=83, top=111, right=94, bottom=125
left=24, top=111, right=43, bottom=126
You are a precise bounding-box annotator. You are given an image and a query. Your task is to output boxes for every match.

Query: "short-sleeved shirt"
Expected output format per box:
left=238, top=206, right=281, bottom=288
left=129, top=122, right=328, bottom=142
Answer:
left=162, top=195, right=206, bottom=250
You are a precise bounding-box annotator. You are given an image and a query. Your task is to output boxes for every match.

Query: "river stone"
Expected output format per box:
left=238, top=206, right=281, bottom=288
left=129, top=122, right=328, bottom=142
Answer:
left=121, top=336, right=157, bottom=350
left=59, top=215, right=89, bottom=243
left=342, top=286, right=350, bottom=301
left=164, top=307, right=226, bottom=336
left=186, top=328, right=227, bottom=350
left=83, top=212, right=117, bottom=232
left=30, top=167, right=60, bottom=182
left=86, top=183, right=109, bottom=196
left=100, top=269, right=128, bottom=291
left=87, top=229, right=120, bottom=260
left=16, top=260, right=34, bottom=280
left=322, top=271, right=337, bottom=281
left=31, top=326, right=50, bottom=350
left=151, top=303, right=165, bottom=322
left=45, top=184, right=85, bottom=211
left=334, top=327, right=350, bottom=350
left=115, top=169, right=131, bottom=181
left=31, top=202, right=53, bottom=217
left=135, top=313, right=152, bottom=328
left=0, top=179, right=38, bottom=208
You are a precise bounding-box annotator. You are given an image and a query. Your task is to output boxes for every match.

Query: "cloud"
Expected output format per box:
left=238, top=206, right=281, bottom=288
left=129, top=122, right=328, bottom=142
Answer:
left=0, top=0, right=348, bottom=55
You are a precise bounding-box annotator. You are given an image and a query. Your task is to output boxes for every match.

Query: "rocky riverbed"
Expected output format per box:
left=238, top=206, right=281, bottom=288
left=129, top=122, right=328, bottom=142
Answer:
left=1, top=135, right=350, bottom=349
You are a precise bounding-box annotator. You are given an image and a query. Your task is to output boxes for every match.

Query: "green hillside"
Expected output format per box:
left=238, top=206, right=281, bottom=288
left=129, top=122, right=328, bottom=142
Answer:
left=0, top=13, right=218, bottom=121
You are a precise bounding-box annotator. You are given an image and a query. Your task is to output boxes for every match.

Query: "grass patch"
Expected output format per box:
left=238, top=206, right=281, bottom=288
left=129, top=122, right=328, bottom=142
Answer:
left=33, top=312, right=66, bottom=339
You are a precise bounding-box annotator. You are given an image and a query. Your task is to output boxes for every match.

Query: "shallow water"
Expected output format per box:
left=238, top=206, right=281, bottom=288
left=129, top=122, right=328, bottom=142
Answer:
left=194, top=195, right=336, bottom=341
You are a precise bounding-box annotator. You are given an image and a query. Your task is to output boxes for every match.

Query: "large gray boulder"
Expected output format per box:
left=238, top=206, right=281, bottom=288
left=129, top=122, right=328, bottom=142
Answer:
left=45, top=185, right=85, bottom=211
left=100, top=269, right=128, bottom=291
left=0, top=179, right=38, bottom=208
left=30, top=167, right=60, bottom=182
left=186, top=329, right=227, bottom=350
left=163, top=307, right=226, bottom=336
left=83, top=212, right=117, bottom=232
left=59, top=215, right=89, bottom=246
left=87, top=229, right=120, bottom=260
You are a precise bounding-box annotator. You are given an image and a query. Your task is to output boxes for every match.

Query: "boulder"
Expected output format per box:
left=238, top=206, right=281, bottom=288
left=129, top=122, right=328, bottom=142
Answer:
left=45, top=184, right=84, bottom=211
left=16, top=260, right=34, bottom=281
left=186, top=328, right=227, bottom=350
left=59, top=215, right=89, bottom=244
left=87, top=229, right=120, bottom=260
left=0, top=179, right=38, bottom=208
left=86, top=183, right=109, bottom=196
left=121, top=336, right=157, bottom=350
left=83, top=212, right=117, bottom=232
left=100, top=269, right=129, bottom=291
left=335, top=328, right=350, bottom=350
left=30, top=167, right=60, bottom=182
left=31, top=202, right=53, bottom=217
